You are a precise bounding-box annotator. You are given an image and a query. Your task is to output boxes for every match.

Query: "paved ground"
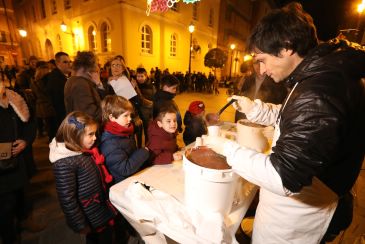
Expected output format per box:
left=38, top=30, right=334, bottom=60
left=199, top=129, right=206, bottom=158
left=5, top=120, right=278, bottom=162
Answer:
left=15, top=88, right=365, bottom=244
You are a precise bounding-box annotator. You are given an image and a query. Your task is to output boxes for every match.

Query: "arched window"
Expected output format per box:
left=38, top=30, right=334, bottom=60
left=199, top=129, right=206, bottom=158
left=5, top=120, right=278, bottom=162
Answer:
left=170, top=33, right=177, bottom=57
left=88, top=26, right=96, bottom=51
left=45, top=39, right=54, bottom=60
left=57, top=34, right=62, bottom=51
left=100, top=22, right=110, bottom=52
left=141, top=25, right=152, bottom=54
left=64, top=0, right=71, bottom=10
left=192, top=2, right=199, bottom=20
left=209, top=8, right=214, bottom=27
left=51, top=0, right=57, bottom=14
left=40, top=0, right=46, bottom=18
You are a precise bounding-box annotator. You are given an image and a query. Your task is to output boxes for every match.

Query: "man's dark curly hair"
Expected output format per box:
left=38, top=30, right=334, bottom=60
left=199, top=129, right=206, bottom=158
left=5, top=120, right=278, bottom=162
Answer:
left=72, top=51, right=98, bottom=72
left=248, top=2, right=318, bottom=57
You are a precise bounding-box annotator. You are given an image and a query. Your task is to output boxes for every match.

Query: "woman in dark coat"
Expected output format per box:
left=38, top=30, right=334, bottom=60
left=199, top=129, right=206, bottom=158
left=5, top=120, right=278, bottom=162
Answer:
left=0, top=82, right=34, bottom=243
left=30, top=61, right=56, bottom=141
left=64, top=51, right=103, bottom=123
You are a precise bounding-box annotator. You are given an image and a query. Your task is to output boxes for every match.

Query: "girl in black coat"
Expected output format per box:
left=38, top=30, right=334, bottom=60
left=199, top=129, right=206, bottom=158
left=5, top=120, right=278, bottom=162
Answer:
left=49, top=111, right=124, bottom=243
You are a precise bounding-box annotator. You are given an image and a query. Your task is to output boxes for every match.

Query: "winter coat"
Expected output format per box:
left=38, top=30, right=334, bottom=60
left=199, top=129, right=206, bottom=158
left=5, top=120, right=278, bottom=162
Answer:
left=270, top=39, right=365, bottom=197
left=152, top=90, right=182, bottom=132
left=137, top=79, right=156, bottom=101
left=137, top=79, right=155, bottom=128
left=99, top=131, right=149, bottom=184
left=64, top=76, right=102, bottom=122
left=30, top=76, right=56, bottom=118
left=0, top=89, right=32, bottom=194
left=15, top=68, right=35, bottom=91
left=49, top=140, right=117, bottom=232
left=183, top=111, right=207, bottom=146
left=147, top=120, right=178, bottom=164
left=45, top=68, right=67, bottom=124
left=226, top=38, right=365, bottom=243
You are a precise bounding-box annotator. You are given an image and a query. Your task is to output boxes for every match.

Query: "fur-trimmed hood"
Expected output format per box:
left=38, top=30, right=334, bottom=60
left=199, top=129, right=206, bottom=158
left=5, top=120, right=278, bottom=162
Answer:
left=0, top=88, right=30, bottom=122
left=49, top=138, right=81, bottom=163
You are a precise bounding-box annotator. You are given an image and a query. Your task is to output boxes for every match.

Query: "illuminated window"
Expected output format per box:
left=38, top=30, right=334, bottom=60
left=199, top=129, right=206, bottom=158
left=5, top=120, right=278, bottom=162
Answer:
left=0, top=31, right=6, bottom=42
left=170, top=33, right=177, bottom=57
left=100, top=22, right=110, bottom=52
left=51, top=0, right=57, bottom=14
left=141, top=25, right=152, bottom=54
left=192, top=2, right=198, bottom=20
left=209, top=8, right=214, bottom=27
left=57, top=34, right=62, bottom=51
left=88, top=26, right=97, bottom=51
left=40, top=0, right=46, bottom=18
left=32, top=5, right=36, bottom=21
left=64, top=0, right=71, bottom=10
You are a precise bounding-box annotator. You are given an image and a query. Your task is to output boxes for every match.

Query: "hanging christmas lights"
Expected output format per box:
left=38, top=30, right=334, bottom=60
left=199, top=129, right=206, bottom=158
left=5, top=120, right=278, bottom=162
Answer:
left=183, top=0, right=200, bottom=3
left=146, top=0, right=200, bottom=16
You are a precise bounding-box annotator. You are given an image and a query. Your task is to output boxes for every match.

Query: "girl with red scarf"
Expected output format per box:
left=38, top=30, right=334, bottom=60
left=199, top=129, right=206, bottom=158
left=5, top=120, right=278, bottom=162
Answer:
left=49, top=111, right=123, bottom=243
left=99, top=95, right=149, bottom=184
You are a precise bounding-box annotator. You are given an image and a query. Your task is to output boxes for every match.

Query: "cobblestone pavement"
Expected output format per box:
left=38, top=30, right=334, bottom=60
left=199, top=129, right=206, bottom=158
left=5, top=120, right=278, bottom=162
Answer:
left=18, top=88, right=365, bottom=244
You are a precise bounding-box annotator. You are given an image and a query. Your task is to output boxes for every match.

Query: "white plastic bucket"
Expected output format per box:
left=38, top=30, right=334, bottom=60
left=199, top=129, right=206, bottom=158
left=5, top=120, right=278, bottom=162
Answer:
left=236, top=119, right=270, bottom=153
left=183, top=153, right=238, bottom=215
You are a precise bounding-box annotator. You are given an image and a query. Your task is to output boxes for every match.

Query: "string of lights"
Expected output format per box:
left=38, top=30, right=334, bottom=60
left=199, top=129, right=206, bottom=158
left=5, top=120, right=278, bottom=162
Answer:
left=146, top=0, right=201, bottom=16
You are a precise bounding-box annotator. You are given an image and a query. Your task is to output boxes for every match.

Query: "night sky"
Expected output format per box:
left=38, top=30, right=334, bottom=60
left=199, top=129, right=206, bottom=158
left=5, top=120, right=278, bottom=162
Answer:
left=275, top=0, right=357, bottom=41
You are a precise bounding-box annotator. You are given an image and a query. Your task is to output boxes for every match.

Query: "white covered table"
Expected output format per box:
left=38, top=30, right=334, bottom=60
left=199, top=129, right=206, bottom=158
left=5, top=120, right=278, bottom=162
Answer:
left=109, top=159, right=258, bottom=244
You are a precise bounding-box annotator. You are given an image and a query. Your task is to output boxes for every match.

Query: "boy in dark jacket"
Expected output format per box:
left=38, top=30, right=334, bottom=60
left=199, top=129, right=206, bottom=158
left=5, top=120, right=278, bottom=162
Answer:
left=183, top=101, right=207, bottom=146
left=147, top=105, right=182, bottom=165
left=135, top=67, right=155, bottom=143
left=152, top=74, right=182, bottom=133
left=99, top=95, right=149, bottom=184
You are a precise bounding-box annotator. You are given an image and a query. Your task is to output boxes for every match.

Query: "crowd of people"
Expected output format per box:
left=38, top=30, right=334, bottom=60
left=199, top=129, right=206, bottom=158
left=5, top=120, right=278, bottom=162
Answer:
left=0, top=1, right=364, bottom=243
left=0, top=49, right=216, bottom=243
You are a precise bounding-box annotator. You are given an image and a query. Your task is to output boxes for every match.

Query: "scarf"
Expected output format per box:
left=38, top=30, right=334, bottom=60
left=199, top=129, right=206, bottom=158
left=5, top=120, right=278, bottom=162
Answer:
left=0, top=88, right=30, bottom=122
left=83, top=147, right=113, bottom=184
left=104, top=121, right=134, bottom=137
left=82, top=147, right=118, bottom=231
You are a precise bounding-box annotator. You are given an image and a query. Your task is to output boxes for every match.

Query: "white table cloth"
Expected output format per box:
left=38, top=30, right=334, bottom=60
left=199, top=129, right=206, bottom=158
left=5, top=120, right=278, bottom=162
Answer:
left=109, top=160, right=258, bottom=244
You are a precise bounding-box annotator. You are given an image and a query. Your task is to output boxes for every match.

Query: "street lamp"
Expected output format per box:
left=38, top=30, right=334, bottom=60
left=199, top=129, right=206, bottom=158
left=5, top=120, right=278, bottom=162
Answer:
left=60, top=21, right=68, bottom=32
left=234, top=56, right=239, bottom=76
left=357, top=1, right=365, bottom=30
left=188, top=23, right=195, bottom=75
left=60, top=21, right=81, bottom=52
left=18, top=28, right=27, bottom=37
left=60, top=21, right=76, bottom=37
left=229, top=43, right=236, bottom=80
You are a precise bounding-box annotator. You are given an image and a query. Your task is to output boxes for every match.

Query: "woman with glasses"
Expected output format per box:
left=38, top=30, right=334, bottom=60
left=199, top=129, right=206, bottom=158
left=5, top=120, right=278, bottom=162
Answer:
left=108, top=56, right=144, bottom=147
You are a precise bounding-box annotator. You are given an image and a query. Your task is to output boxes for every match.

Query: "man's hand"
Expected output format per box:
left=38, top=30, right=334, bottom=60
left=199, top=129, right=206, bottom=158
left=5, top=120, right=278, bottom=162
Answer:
left=229, top=95, right=254, bottom=114
left=12, top=139, right=27, bottom=156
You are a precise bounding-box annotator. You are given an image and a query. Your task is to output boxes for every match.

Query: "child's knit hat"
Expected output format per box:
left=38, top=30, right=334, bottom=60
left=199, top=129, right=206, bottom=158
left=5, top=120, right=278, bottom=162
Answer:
left=188, top=101, right=205, bottom=115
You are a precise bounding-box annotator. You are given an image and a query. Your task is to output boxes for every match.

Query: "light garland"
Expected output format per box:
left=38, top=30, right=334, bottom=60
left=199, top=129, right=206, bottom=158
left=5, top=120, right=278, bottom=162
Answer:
left=146, top=0, right=200, bottom=16
left=183, top=0, right=200, bottom=3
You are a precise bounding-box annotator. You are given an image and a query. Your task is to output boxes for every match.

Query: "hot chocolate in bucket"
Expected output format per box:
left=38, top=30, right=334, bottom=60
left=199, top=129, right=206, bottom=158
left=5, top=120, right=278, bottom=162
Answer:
left=183, top=145, right=238, bottom=215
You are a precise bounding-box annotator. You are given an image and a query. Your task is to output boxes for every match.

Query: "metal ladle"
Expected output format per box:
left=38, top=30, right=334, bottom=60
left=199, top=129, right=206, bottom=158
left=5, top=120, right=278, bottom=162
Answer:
left=206, top=99, right=237, bottom=125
